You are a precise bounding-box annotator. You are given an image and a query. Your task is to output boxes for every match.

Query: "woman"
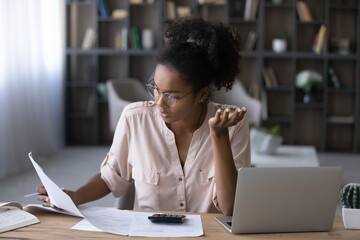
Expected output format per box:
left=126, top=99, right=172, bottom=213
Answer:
left=37, top=17, right=251, bottom=216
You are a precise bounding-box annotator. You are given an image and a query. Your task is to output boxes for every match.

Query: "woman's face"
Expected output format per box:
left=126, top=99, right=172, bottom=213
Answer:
left=153, top=64, right=204, bottom=124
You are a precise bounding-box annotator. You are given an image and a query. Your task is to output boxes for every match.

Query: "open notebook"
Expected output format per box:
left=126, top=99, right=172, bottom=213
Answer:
left=0, top=201, right=39, bottom=233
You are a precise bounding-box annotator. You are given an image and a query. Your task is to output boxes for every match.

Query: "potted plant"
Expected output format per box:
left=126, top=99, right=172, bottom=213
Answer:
left=272, top=30, right=288, bottom=53
left=250, top=125, right=283, bottom=154
left=340, top=183, right=360, bottom=229
left=295, top=70, right=323, bottom=104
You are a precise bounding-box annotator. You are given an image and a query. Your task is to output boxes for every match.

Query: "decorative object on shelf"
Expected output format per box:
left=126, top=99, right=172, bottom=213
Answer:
left=295, top=70, right=323, bottom=104
left=327, top=66, right=340, bottom=89
left=176, top=6, right=191, bottom=17
left=130, top=0, right=144, bottom=3
left=271, top=0, right=283, bottom=5
left=96, top=83, right=108, bottom=100
left=250, top=125, right=283, bottom=154
left=339, top=183, right=360, bottom=229
left=111, top=9, right=127, bottom=19
left=141, top=28, right=154, bottom=50
left=272, top=30, right=288, bottom=53
left=329, top=38, right=351, bottom=55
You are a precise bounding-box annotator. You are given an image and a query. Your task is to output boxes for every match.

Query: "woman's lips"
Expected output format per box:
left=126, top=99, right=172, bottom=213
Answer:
left=158, top=109, right=169, bottom=118
left=160, top=112, right=169, bottom=118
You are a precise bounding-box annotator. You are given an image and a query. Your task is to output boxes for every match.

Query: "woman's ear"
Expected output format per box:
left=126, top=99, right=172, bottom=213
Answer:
left=198, top=87, right=209, bottom=103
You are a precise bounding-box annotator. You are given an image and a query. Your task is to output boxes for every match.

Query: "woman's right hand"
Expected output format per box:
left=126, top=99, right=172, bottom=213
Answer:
left=36, top=186, right=78, bottom=207
left=36, top=186, right=52, bottom=207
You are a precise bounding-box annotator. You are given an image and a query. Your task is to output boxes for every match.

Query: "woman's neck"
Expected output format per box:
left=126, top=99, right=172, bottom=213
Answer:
left=167, top=103, right=207, bottom=134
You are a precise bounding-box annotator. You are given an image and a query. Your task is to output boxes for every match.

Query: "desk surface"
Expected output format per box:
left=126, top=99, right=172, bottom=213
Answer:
left=252, top=145, right=319, bottom=168
left=2, top=207, right=359, bottom=239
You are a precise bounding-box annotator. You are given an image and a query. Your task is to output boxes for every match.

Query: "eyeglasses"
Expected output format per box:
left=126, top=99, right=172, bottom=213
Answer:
left=146, top=81, right=193, bottom=108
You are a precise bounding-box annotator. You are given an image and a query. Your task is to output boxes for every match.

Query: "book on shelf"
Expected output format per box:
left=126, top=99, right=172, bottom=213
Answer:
left=251, top=82, right=260, bottom=100
left=260, top=90, right=268, bottom=120
left=244, top=0, right=258, bottom=21
left=313, top=24, right=327, bottom=55
left=296, top=1, right=313, bottom=22
left=198, top=0, right=226, bottom=4
left=327, top=116, right=354, bottom=124
left=81, top=27, right=97, bottom=50
left=244, top=31, right=258, bottom=50
left=165, top=1, right=176, bottom=19
left=128, top=27, right=135, bottom=49
left=262, top=67, right=278, bottom=88
left=267, top=66, right=278, bottom=87
left=0, top=202, right=40, bottom=233
left=86, top=93, right=96, bottom=115
left=115, top=31, right=122, bottom=50
left=121, top=27, right=128, bottom=50
left=262, top=68, right=272, bottom=88
left=131, top=26, right=141, bottom=49
left=233, top=0, right=246, bottom=17
left=97, top=0, right=110, bottom=18
left=70, top=2, right=79, bottom=48
left=249, top=0, right=259, bottom=20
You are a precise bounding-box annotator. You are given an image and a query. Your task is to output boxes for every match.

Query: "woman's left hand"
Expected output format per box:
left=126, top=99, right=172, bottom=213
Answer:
left=209, top=106, right=247, bottom=134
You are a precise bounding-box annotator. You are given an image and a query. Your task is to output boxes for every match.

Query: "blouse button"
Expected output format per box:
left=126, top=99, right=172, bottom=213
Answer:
left=180, top=203, right=184, bottom=207
left=179, top=177, right=183, bottom=181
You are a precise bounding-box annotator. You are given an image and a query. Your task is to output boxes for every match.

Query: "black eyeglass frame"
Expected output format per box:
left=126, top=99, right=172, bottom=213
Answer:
left=145, top=80, right=194, bottom=108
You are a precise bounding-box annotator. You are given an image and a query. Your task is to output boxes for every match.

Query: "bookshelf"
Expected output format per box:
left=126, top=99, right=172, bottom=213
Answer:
left=65, top=0, right=360, bottom=153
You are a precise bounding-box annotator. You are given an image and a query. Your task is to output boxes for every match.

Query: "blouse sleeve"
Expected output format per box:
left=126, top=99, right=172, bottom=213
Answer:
left=100, top=108, right=133, bottom=198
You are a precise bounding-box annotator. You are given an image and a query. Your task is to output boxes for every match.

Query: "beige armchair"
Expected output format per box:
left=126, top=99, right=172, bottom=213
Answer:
left=211, top=79, right=262, bottom=127
left=106, top=78, right=152, bottom=132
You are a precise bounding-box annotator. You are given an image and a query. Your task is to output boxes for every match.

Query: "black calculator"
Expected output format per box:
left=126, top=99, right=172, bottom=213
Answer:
left=148, top=214, right=186, bottom=223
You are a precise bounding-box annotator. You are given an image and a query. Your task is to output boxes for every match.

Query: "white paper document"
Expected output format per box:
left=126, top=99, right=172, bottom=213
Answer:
left=72, top=212, right=203, bottom=237
left=28, top=153, right=83, bottom=218
left=129, top=212, right=203, bottom=237
left=28, top=152, right=204, bottom=237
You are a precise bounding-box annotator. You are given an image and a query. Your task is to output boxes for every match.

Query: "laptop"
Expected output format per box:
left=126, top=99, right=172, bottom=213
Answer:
left=215, top=167, right=343, bottom=234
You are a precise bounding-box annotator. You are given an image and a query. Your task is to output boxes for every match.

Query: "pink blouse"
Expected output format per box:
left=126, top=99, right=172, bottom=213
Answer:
left=100, top=101, right=251, bottom=213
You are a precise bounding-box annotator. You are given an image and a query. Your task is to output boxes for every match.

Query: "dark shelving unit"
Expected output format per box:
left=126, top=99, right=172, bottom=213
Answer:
left=65, top=0, right=360, bottom=153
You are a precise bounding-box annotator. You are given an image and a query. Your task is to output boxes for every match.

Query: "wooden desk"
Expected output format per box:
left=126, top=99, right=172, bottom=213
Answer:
left=252, top=145, right=319, bottom=168
left=1, top=207, right=359, bottom=239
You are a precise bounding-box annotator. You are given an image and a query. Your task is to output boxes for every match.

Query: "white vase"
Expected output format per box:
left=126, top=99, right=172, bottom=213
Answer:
left=272, top=38, right=287, bottom=53
left=141, top=28, right=154, bottom=50
left=342, top=207, right=360, bottom=229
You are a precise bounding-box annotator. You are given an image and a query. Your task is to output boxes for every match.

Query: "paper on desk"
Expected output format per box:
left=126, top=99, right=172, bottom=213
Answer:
left=78, top=206, right=132, bottom=235
left=28, top=153, right=130, bottom=235
left=28, top=152, right=83, bottom=218
left=129, top=212, right=203, bottom=237
left=24, top=204, right=80, bottom=217
left=71, top=218, right=103, bottom=232
left=72, top=211, right=203, bottom=237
